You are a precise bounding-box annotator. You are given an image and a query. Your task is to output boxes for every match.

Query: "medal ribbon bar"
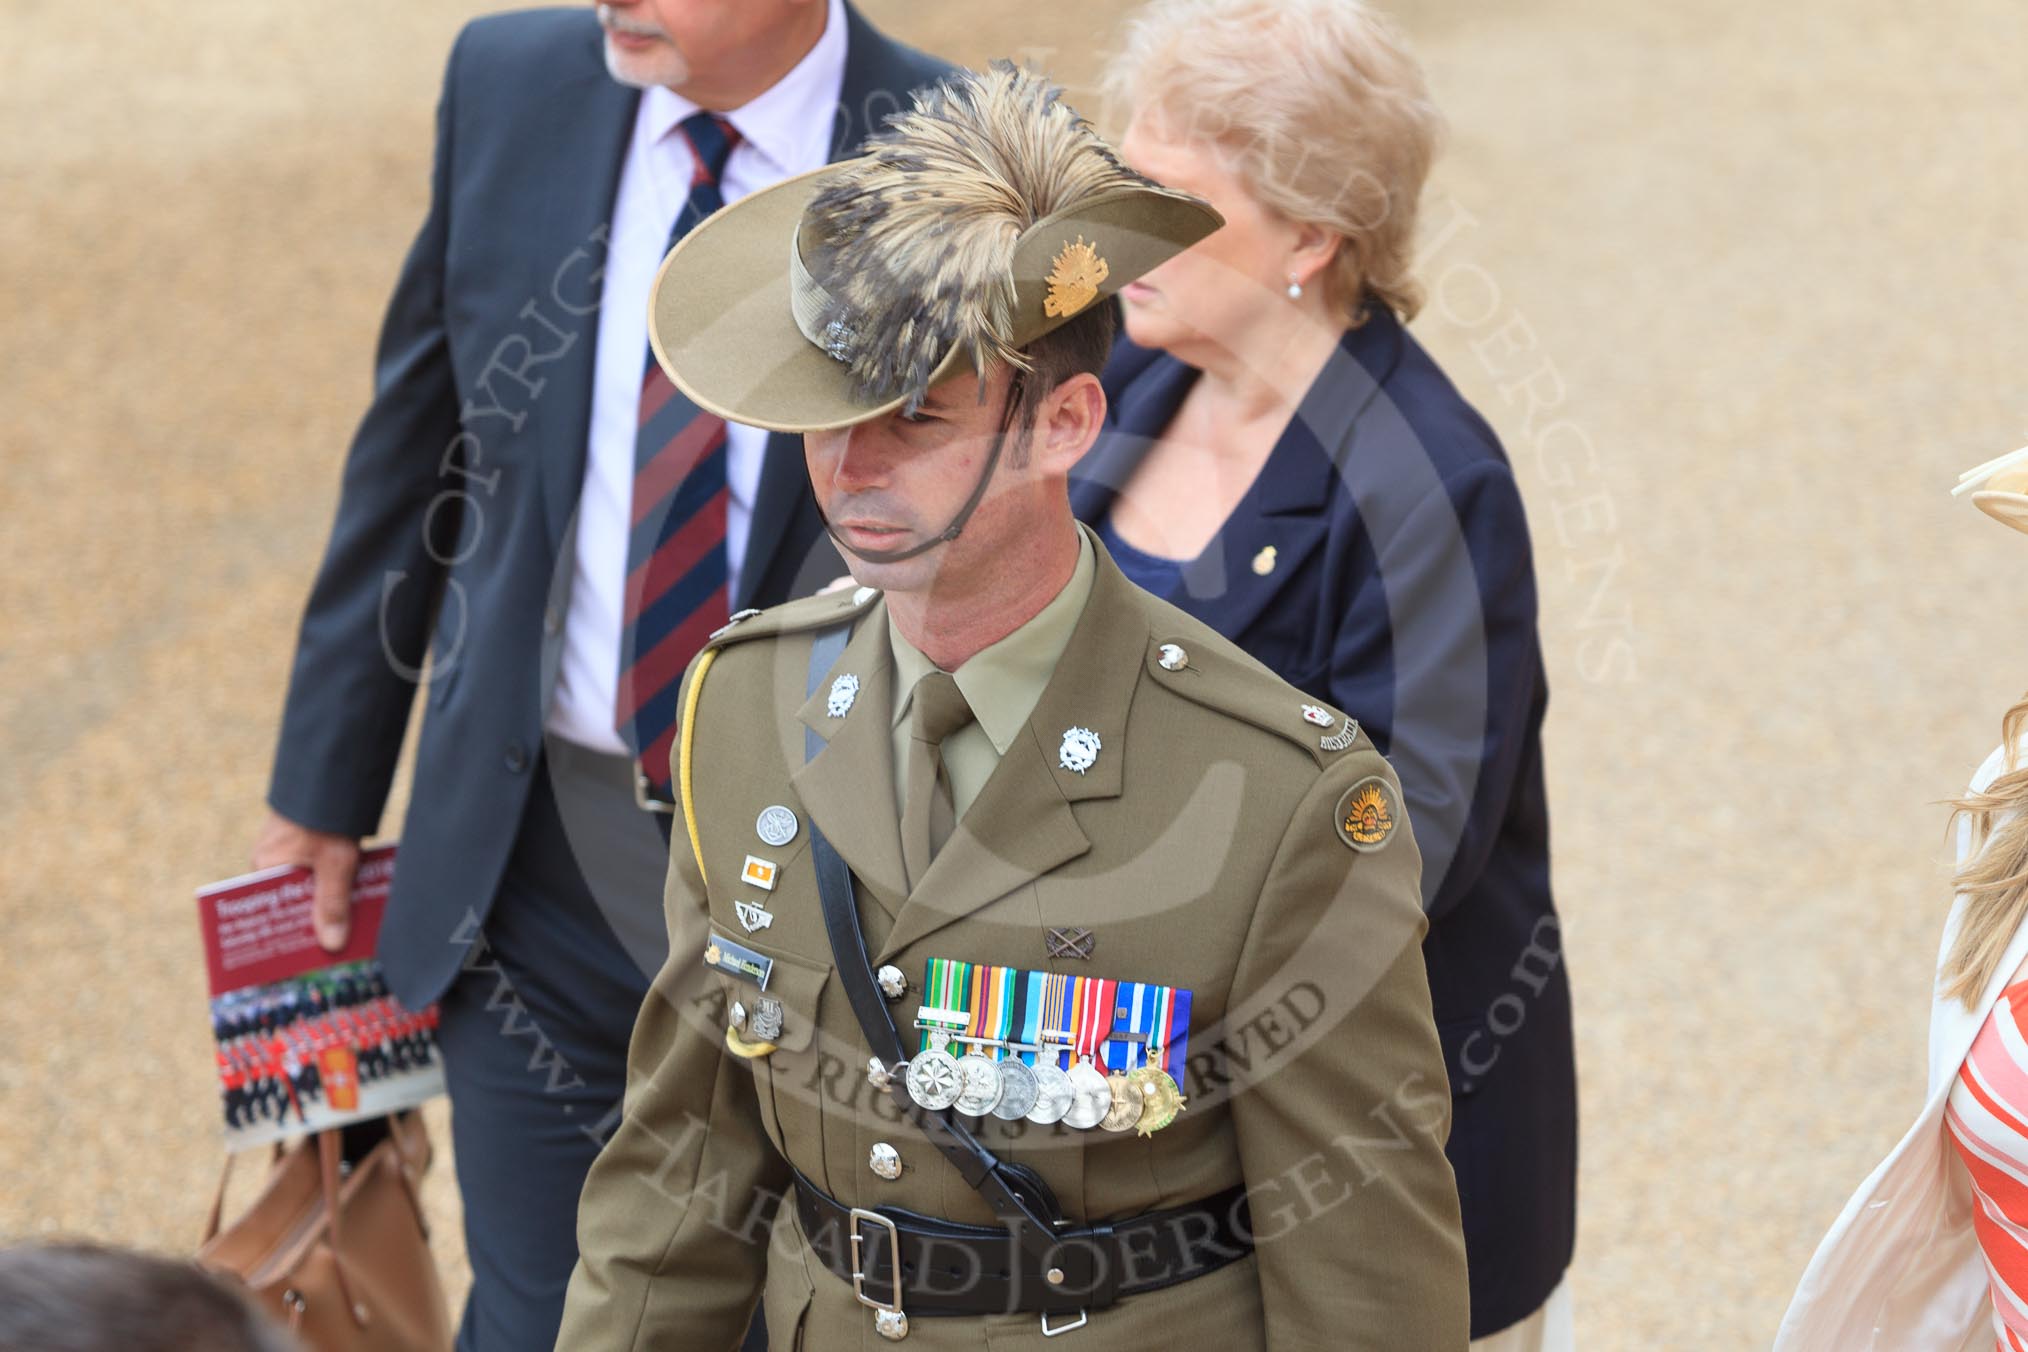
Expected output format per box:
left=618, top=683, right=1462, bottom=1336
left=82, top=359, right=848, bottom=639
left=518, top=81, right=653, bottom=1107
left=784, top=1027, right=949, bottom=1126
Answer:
left=1110, top=981, right=1158, bottom=1072
left=1040, top=972, right=1076, bottom=1070
left=920, top=958, right=971, bottom=1055
left=963, top=960, right=991, bottom=1053
left=1163, top=986, right=1194, bottom=1075
left=1019, top=969, right=1047, bottom=1066
left=1148, top=983, right=1173, bottom=1071
left=1074, top=975, right=1118, bottom=1069
left=984, top=965, right=1017, bottom=1060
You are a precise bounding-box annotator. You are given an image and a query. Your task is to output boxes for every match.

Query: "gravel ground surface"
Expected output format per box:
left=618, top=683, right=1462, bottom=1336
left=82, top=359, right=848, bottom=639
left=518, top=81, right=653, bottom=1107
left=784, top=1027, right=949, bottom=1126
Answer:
left=5, top=2, right=2026, bottom=1346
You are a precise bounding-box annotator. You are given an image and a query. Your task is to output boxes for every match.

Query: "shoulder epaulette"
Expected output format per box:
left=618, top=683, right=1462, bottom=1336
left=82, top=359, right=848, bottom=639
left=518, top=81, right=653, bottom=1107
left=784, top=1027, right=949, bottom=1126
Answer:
left=704, top=584, right=883, bottom=652
left=676, top=585, right=882, bottom=884
left=1138, top=619, right=1370, bottom=771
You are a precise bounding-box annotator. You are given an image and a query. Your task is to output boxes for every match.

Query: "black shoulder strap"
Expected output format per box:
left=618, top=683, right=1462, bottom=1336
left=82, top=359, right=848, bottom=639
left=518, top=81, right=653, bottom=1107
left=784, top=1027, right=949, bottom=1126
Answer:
left=800, top=623, right=1112, bottom=1310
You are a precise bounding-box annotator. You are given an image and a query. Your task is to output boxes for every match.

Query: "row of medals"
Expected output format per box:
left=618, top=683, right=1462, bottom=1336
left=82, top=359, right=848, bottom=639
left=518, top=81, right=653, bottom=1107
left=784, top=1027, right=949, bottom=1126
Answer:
left=901, top=1033, right=1185, bottom=1136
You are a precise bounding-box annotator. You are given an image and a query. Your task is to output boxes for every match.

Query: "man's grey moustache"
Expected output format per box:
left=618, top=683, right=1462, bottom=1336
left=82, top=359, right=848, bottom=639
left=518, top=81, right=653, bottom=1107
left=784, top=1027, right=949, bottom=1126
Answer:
left=595, top=6, right=665, bottom=39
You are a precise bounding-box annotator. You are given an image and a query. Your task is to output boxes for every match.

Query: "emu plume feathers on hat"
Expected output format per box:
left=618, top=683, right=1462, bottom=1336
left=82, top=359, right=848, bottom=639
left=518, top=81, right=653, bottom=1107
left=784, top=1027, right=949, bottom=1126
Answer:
left=644, top=61, right=1219, bottom=432
left=802, top=63, right=1155, bottom=411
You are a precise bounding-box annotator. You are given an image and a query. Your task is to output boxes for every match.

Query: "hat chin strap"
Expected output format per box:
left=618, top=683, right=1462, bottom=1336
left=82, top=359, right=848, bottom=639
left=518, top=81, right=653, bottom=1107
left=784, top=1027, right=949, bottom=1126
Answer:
left=818, top=374, right=1024, bottom=567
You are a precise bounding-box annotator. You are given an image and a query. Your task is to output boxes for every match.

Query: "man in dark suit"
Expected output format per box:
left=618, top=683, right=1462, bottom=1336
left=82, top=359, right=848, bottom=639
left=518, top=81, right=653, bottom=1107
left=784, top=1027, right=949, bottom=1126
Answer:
left=249, top=4, right=951, bottom=1347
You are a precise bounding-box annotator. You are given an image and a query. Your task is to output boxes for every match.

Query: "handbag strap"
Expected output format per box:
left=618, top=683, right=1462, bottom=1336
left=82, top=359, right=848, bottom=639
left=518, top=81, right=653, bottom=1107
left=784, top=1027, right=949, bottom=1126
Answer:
left=201, top=1140, right=287, bottom=1245
left=801, top=625, right=1106, bottom=1302
left=202, top=1155, right=234, bottom=1245
left=316, top=1130, right=370, bottom=1329
left=380, top=1111, right=432, bottom=1237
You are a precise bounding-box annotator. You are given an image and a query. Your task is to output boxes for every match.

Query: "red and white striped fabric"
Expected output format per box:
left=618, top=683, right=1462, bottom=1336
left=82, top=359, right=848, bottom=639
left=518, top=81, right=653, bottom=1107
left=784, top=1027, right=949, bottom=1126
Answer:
left=1944, top=974, right=2028, bottom=1351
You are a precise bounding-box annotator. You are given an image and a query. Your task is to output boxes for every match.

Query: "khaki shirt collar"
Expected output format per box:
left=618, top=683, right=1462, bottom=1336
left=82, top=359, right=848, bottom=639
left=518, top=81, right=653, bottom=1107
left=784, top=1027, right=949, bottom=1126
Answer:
left=887, top=530, right=1096, bottom=754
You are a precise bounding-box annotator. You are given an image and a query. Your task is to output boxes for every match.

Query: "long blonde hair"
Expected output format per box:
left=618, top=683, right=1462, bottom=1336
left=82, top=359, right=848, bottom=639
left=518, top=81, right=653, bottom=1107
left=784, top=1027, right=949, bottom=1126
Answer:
left=1943, top=695, right=2028, bottom=1005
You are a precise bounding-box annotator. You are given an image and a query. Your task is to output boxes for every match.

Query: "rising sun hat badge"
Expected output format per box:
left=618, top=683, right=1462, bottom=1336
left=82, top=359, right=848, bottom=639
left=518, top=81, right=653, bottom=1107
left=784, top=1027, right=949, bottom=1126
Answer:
left=1044, top=236, right=1109, bottom=318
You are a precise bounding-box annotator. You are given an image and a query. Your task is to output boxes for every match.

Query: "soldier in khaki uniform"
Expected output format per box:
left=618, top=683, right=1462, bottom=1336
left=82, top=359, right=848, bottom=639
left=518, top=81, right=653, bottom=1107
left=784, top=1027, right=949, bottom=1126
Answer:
left=558, top=65, right=1469, bottom=1350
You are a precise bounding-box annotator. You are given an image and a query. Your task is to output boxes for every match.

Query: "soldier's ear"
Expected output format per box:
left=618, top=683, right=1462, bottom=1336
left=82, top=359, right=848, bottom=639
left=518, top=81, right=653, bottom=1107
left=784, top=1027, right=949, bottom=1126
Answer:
left=1030, top=373, right=1106, bottom=477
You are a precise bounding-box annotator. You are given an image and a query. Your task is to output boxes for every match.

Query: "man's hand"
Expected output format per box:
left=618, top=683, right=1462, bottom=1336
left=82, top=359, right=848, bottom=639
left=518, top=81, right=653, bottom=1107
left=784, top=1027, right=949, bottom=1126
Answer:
left=252, top=812, right=362, bottom=952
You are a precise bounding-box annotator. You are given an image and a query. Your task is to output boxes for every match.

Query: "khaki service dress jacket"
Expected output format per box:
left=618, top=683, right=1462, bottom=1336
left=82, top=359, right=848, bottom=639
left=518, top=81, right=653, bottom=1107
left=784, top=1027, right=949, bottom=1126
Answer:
left=558, top=540, right=1469, bottom=1350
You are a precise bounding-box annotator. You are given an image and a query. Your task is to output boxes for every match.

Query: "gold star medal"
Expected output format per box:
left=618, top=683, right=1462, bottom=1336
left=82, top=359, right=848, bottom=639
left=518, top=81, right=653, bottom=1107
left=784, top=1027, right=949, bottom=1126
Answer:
left=1099, top=1071, right=1144, bottom=1133
left=1128, top=1064, right=1187, bottom=1136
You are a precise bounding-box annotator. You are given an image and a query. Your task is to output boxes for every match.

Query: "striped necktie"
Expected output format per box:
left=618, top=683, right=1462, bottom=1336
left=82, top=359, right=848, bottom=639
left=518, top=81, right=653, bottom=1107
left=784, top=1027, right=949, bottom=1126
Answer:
left=617, top=111, right=740, bottom=796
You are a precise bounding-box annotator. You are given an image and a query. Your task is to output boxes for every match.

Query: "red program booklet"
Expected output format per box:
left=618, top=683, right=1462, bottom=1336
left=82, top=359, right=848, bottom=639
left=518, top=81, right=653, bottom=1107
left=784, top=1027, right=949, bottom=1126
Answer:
left=196, top=844, right=443, bottom=1151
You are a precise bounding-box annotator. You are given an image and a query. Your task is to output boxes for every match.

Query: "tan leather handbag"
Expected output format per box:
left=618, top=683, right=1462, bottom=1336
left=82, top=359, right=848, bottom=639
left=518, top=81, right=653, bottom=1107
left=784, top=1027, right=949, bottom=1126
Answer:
left=196, top=1112, right=452, bottom=1352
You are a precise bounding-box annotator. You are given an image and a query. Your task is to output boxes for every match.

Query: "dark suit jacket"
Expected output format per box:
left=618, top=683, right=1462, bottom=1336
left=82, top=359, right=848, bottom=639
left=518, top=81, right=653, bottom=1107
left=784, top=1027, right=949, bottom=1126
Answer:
left=1073, top=313, right=1576, bottom=1336
left=267, top=6, right=952, bottom=1011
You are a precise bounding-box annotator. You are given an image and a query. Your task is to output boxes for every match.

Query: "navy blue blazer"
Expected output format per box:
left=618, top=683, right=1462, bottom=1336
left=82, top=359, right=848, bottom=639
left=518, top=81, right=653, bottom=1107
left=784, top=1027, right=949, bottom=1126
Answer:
left=1074, top=312, right=1576, bottom=1335
left=266, top=7, right=952, bottom=1009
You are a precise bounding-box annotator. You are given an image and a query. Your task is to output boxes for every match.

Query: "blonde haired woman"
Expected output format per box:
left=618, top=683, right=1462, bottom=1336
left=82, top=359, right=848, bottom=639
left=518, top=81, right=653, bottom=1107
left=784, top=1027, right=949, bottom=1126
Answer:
left=1778, top=450, right=2028, bottom=1348
left=1074, top=2, right=1573, bottom=1346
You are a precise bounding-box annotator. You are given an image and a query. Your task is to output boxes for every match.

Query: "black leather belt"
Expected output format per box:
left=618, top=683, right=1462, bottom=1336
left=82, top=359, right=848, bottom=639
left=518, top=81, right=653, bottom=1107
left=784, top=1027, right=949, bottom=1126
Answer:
left=792, top=1170, right=1253, bottom=1321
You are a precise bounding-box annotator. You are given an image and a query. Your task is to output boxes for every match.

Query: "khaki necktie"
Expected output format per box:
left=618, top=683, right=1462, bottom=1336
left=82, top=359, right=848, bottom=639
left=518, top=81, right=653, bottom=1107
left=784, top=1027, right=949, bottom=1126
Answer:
left=901, top=671, right=975, bottom=891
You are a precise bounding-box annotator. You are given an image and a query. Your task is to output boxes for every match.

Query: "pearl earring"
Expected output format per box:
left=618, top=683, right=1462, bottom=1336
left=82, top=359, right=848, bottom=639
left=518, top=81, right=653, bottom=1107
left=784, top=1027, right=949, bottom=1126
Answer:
left=1286, top=277, right=1303, bottom=300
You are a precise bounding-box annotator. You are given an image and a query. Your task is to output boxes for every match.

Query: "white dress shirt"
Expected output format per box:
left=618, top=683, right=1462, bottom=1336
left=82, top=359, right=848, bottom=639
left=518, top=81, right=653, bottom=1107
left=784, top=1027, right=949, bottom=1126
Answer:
left=547, top=0, right=848, bottom=754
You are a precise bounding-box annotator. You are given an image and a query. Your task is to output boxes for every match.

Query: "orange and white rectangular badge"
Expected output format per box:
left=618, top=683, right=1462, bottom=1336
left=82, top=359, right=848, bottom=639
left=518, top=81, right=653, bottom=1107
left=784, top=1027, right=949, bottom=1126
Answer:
left=318, top=1046, right=361, bottom=1113
left=740, top=855, right=779, bottom=891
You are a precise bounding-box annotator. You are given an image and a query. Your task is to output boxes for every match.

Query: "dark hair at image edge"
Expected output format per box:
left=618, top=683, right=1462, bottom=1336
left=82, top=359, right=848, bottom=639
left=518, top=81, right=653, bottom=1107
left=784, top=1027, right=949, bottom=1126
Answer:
left=0, top=1243, right=300, bottom=1352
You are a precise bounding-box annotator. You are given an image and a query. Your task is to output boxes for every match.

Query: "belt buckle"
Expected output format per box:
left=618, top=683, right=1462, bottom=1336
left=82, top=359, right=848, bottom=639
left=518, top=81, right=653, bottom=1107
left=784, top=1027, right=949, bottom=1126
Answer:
left=848, top=1207, right=904, bottom=1316
left=634, top=771, right=676, bottom=815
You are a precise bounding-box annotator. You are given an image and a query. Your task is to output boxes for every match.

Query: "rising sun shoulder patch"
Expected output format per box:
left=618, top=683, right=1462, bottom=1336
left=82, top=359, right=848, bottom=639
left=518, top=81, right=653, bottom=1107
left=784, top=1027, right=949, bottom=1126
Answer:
left=1334, top=775, right=1399, bottom=853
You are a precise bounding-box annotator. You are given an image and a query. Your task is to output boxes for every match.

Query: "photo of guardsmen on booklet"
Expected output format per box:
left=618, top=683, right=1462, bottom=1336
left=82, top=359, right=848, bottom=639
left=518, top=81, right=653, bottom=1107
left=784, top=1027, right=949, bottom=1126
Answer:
left=196, top=845, right=443, bottom=1151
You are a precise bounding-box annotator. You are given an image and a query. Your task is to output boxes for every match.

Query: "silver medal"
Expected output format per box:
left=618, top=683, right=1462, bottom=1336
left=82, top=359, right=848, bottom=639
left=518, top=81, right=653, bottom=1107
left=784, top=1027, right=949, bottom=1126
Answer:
left=990, top=1058, right=1039, bottom=1120
left=1057, top=726, right=1101, bottom=775
left=1025, top=1060, right=1076, bottom=1125
left=826, top=673, right=861, bottom=718
left=747, top=996, right=785, bottom=1043
left=904, top=1049, right=963, bottom=1111
left=1063, top=1059, right=1113, bottom=1130
left=953, top=1053, right=1004, bottom=1117
left=755, top=805, right=798, bottom=847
